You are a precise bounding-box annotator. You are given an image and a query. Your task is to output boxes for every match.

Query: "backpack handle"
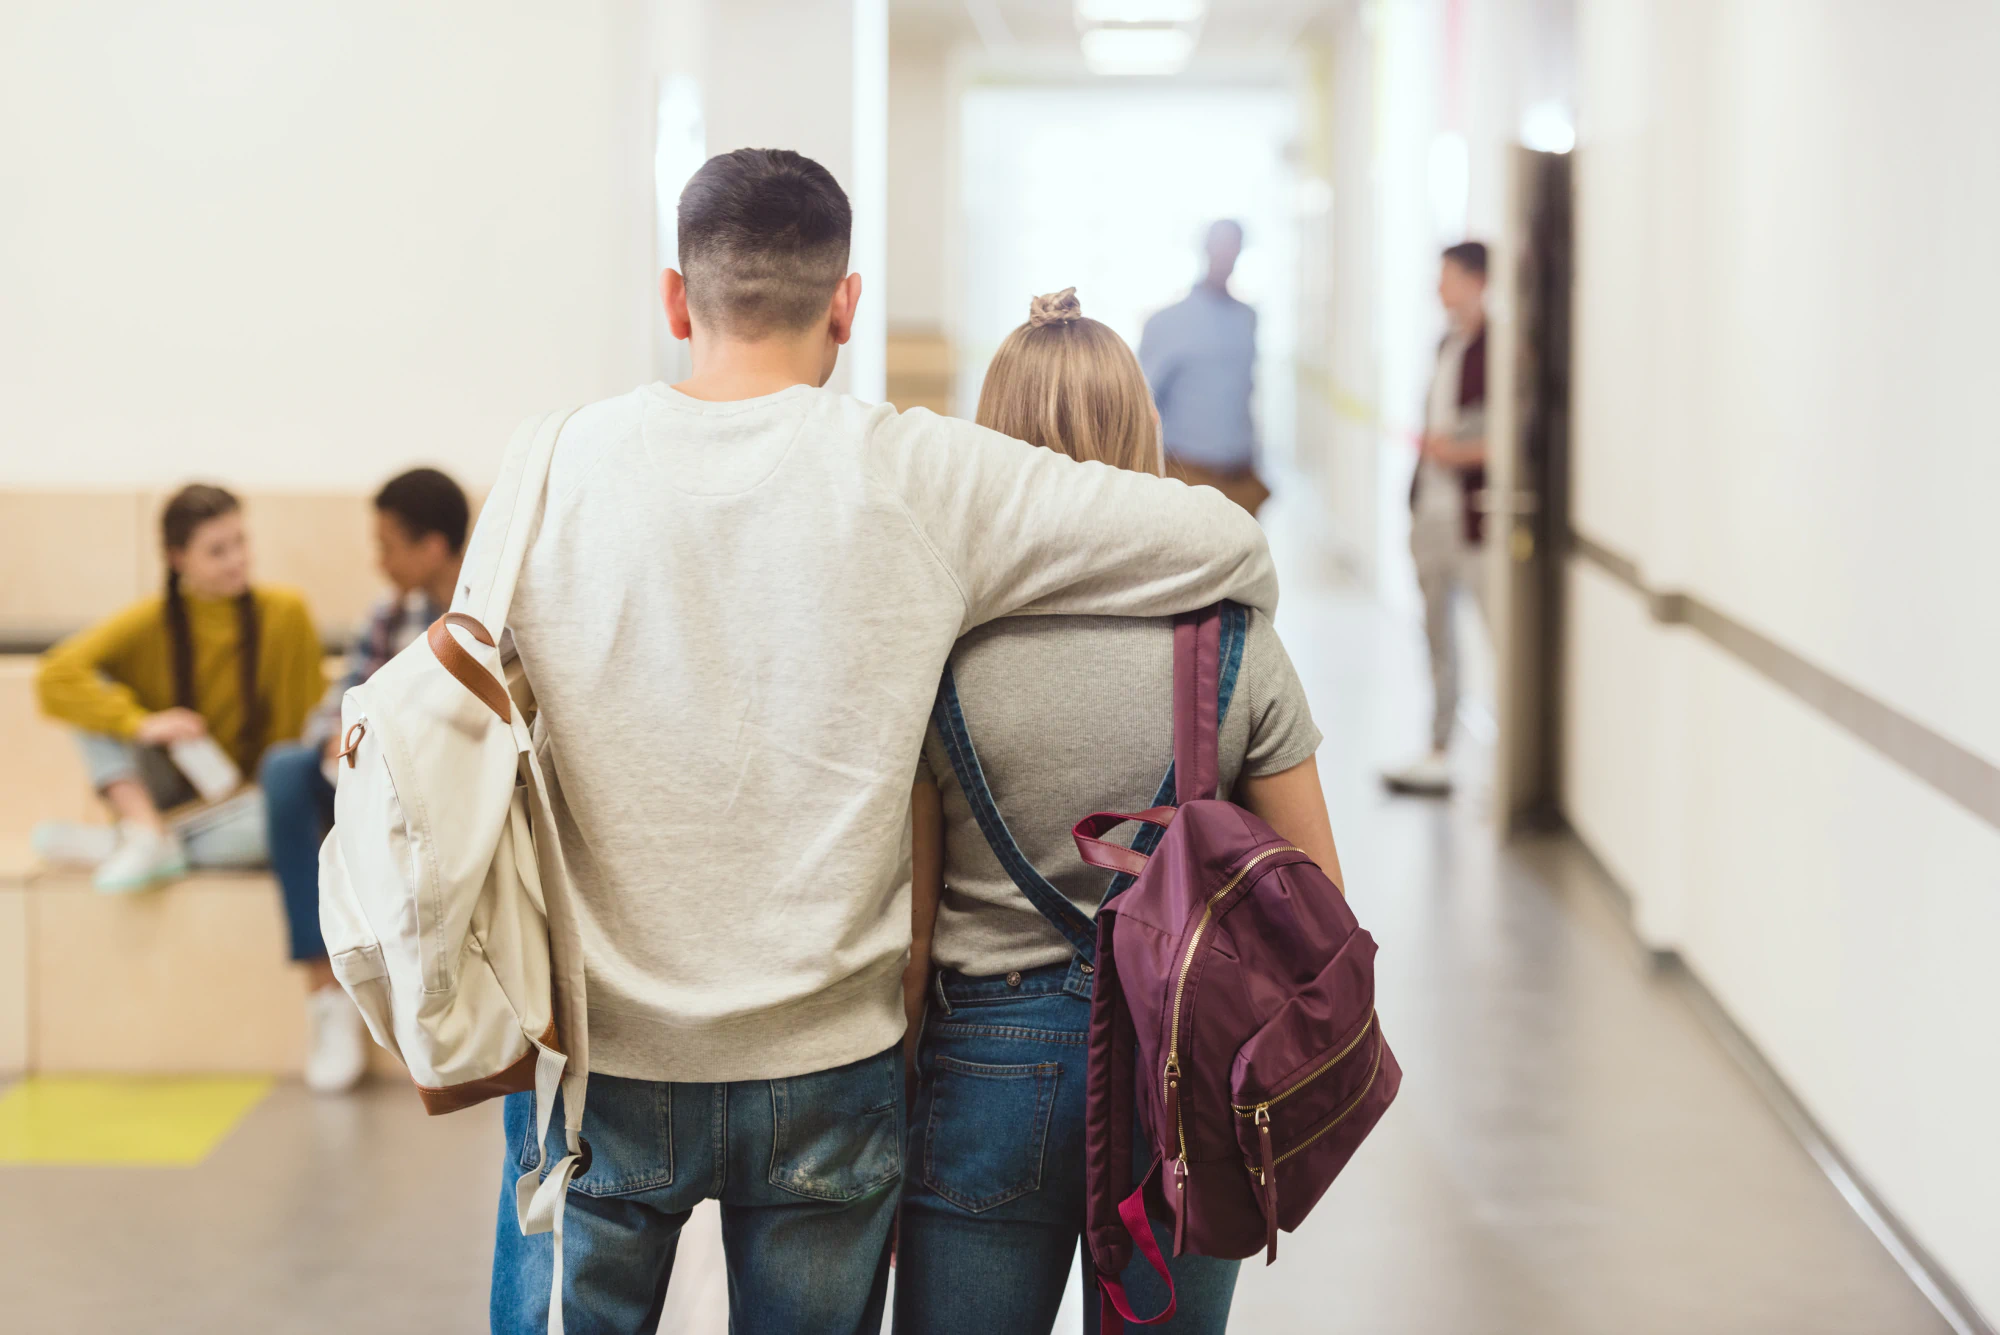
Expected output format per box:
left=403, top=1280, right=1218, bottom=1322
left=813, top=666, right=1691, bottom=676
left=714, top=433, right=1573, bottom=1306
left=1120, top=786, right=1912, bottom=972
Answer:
left=1074, top=807, right=1178, bottom=877
left=427, top=612, right=510, bottom=722
left=1097, top=1180, right=1178, bottom=1332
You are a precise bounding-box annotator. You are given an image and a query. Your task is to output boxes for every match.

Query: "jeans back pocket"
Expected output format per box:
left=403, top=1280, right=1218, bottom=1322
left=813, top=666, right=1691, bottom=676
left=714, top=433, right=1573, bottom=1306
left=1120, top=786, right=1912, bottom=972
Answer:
left=921, top=1055, right=1060, bottom=1213
left=768, top=1049, right=903, bottom=1202
left=515, top=1077, right=673, bottom=1199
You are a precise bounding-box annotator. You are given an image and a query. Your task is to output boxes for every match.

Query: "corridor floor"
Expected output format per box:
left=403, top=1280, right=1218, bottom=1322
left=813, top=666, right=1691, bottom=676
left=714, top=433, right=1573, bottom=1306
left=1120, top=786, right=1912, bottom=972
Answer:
left=0, top=485, right=1952, bottom=1334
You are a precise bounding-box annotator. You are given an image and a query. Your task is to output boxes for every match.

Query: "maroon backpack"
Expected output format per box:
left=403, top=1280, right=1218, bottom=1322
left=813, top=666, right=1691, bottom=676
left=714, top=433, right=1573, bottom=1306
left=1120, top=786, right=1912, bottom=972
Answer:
left=1075, top=603, right=1399, bottom=1331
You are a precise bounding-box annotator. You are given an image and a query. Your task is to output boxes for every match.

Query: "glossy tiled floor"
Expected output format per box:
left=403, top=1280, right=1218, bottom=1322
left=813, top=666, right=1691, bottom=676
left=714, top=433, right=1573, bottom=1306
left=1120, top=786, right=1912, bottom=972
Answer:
left=0, top=484, right=1952, bottom=1334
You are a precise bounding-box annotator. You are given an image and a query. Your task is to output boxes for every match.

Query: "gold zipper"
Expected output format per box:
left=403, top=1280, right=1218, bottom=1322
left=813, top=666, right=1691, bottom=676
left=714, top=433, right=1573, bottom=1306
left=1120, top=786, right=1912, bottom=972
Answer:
left=1231, top=1010, right=1375, bottom=1115
left=1162, top=844, right=1302, bottom=1161
left=1248, top=1037, right=1384, bottom=1181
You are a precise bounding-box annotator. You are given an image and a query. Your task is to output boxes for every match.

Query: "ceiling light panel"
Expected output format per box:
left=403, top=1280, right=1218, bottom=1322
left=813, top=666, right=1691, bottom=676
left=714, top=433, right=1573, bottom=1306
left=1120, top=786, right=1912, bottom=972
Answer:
left=1080, top=25, right=1196, bottom=75
left=1075, top=0, right=1207, bottom=23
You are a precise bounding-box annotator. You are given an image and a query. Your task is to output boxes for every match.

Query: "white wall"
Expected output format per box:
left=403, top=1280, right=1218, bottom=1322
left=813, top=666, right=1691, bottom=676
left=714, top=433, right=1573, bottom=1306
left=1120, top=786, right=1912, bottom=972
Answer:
left=1567, top=0, right=2000, bottom=1320
left=886, top=32, right=953, bottom=333
left=703, top=0, right=888, bottom=401
left=0, top=0, right=892, bottom=492
left=0, top=0, right=676, bottom=493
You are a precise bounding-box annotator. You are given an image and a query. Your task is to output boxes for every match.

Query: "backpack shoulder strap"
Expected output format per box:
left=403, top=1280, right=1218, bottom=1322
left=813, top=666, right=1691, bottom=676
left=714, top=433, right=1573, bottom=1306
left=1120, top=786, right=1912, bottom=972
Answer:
left=1083, top=907, right=1179, bottom=1331
left=1083, top=908, right=1141, bottom=1278
left=1172, top=602, right=1249, bottom=805
left=454, top=407, right=578, bottom=631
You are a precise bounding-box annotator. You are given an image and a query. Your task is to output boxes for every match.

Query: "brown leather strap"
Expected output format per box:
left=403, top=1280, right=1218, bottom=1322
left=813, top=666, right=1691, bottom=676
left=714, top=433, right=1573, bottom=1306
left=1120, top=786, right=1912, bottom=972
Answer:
left=439, top=610, right=496, bottom=645
left=427, top=615, right=510, bottom=722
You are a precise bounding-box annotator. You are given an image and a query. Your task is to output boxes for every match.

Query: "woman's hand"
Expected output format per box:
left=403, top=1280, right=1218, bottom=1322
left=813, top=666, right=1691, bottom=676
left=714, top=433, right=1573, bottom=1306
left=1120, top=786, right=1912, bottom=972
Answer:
left=134, top=708, right=208, bottom=746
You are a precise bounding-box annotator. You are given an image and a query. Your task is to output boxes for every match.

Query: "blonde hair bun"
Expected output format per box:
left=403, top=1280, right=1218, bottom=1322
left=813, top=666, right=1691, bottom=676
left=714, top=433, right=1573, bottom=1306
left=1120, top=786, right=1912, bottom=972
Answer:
left=1028, top=288, right=1084, bottom=327
left=976, top=286, right=1162, bottom=478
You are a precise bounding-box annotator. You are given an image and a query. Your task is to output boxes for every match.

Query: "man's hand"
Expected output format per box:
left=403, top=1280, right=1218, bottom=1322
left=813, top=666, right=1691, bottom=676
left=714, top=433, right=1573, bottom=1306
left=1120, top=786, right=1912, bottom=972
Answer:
left=134, top=708, right=208, bottom=745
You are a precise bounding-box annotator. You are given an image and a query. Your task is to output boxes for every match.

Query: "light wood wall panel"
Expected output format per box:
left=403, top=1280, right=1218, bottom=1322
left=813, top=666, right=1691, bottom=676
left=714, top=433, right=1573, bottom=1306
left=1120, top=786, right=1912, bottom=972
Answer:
left=0, top=494, right=149, bottom=644
left=33, top=872, right=302, bottom=1073
left=0, top=658, right=96, bottom=832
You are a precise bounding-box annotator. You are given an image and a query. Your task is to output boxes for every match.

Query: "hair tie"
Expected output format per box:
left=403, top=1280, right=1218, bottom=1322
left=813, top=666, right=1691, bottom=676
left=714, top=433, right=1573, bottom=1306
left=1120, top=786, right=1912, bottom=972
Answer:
left=1028, top=288, right=1083, bottom=327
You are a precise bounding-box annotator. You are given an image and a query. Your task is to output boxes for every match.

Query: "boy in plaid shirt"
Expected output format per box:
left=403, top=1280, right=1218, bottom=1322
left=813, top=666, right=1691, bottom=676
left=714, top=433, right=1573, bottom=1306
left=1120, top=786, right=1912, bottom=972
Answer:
left=261, top=467, right=468, bottom=1092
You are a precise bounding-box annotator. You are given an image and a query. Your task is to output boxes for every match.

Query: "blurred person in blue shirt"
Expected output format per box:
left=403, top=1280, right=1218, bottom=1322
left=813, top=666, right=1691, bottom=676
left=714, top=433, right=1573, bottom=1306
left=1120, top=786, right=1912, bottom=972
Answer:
left=1139, top=219, right=1268, bottom=514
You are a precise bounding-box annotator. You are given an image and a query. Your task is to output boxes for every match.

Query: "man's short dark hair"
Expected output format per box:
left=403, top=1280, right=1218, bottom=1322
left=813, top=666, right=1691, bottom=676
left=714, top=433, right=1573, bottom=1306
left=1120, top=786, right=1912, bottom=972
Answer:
left=677, top=148, right=852, bottom=336
left=374, top=468, right=469, bottom=554
left=1442, top=241, right=1489, bottom=278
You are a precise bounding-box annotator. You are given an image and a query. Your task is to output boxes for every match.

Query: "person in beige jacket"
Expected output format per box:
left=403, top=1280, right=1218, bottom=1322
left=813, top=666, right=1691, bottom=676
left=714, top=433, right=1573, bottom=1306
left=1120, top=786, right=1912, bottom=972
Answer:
left=490, top=149, right=1280, bottom=1335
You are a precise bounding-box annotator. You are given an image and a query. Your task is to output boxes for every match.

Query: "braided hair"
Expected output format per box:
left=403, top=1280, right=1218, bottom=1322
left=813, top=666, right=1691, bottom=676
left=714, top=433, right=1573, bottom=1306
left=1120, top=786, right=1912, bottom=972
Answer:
left=159, top=485, right=264, bottom=772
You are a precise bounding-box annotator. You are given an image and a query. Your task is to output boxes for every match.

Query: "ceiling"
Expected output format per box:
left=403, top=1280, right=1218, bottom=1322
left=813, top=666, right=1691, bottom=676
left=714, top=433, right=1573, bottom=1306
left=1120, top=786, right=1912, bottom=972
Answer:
left=889, top=0, right=1335, bottom=66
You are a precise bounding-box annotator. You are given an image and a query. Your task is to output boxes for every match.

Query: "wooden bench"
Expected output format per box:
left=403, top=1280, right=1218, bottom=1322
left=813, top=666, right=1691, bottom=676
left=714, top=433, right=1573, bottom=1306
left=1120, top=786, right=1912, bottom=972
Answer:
left=0, top=484, right=464, bottom=1080
left=0, top=657, right=394, bottom=1079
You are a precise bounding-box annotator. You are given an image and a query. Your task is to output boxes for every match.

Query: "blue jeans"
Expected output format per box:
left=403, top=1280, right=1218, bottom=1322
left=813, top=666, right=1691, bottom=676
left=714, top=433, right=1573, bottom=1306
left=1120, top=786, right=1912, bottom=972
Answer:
left=895, top=960, right=1239, bottom=1335
left=492, top=1047, right=901, bottom=1335
left=258, top=741, right=334, bottom=961
left=74, top=732, right=267, bottom=867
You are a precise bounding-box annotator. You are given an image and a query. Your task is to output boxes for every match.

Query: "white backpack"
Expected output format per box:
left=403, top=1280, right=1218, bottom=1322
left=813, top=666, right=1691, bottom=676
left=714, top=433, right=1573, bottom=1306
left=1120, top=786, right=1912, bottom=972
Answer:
left=318, top=408, right=588, bottom=1332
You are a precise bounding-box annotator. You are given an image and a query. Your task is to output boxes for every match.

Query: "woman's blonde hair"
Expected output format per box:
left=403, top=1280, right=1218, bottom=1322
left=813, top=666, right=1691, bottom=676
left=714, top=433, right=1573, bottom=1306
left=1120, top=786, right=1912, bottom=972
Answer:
left=975, top=288, right=1163, bottom=476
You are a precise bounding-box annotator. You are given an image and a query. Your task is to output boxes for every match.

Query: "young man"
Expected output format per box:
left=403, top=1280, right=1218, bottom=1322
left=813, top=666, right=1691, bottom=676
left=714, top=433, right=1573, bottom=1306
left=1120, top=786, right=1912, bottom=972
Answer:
left=488, top=149, right=1279, bottom=1335
left=1384, top=241, right=1489, bottom=797
left=260, top=467, right=468, bottom=1092
left=1139, top=219, right=1268, bottom=514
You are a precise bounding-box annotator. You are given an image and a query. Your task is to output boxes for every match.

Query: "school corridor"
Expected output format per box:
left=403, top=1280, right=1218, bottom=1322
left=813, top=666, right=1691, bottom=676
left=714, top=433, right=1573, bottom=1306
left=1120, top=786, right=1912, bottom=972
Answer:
left=0, top=482, right=1956, bottom=1333
left=3, top=1, right=1996, bottom=1332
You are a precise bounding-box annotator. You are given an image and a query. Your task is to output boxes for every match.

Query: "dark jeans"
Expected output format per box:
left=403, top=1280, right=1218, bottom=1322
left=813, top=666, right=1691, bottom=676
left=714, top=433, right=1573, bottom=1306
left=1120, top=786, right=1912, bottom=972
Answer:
left=896, top=959, right=1239, bottom=1334
left=259, top=741, right=334, bottom=961
left=492, top=1047, right=901, bottom=1335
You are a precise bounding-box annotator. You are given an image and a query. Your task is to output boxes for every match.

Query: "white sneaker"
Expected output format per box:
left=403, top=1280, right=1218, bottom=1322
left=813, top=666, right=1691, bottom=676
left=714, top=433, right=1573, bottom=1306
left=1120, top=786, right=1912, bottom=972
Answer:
left=1382, top=750, right=1454, bottom=797
left=31, top=821, right=120, bottom=867
left=304, top=986, right=369, bottom=1094
left=91, top=824, right=189, bottom=893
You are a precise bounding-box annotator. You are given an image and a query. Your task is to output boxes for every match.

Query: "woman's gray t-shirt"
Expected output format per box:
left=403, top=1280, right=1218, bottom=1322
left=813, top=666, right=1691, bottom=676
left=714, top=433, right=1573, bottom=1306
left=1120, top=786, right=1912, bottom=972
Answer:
left=919, top=611, right=1322, bottom=978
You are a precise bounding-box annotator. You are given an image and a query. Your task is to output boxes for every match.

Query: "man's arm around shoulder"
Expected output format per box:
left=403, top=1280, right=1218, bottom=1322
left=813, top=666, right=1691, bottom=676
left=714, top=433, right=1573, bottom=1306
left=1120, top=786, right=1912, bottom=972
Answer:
left=878, top=408, right=1277, bottom=632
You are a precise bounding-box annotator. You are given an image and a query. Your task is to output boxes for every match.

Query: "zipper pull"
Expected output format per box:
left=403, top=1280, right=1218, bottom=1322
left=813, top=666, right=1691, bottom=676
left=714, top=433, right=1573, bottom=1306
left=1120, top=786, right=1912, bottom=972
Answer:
left=1172, top=1157, right=1189, bottom=1256
left=1255, top=1103, right=1278, bottom=1265
left=1163, top=1059, right=1183, bottom=1142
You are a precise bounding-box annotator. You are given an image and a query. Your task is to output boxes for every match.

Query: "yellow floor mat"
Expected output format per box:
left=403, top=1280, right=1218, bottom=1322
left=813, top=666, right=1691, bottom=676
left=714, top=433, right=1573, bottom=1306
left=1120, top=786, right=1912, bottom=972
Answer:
left=0, top=1076, right=272, bottom=1165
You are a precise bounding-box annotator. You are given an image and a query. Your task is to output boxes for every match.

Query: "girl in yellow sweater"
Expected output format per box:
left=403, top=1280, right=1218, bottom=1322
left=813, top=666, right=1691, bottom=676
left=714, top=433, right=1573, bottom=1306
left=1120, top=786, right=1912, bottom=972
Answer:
left=35, top=484, right=325, bottom=892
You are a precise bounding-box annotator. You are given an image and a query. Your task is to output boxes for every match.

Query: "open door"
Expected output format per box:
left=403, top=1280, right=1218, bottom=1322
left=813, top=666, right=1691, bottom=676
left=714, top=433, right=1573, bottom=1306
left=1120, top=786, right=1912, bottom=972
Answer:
left=1488, top=146, right=1573, bottom=831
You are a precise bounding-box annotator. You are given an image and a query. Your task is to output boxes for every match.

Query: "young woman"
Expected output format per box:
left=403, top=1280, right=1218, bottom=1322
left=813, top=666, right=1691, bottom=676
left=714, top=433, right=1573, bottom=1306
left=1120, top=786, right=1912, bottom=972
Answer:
left=35, top=484, right=324, bottom=893
left=896, top=290, right=1346, bottom=1334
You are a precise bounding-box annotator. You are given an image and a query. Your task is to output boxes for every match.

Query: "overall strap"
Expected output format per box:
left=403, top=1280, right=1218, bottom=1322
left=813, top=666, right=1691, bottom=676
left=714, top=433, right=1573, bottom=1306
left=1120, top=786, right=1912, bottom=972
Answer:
left=933, top=668, right=1098, bottom=962
left=938, top=604, right=1251, bottom=938
left=1171, top=603, right=1248, bottom=804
